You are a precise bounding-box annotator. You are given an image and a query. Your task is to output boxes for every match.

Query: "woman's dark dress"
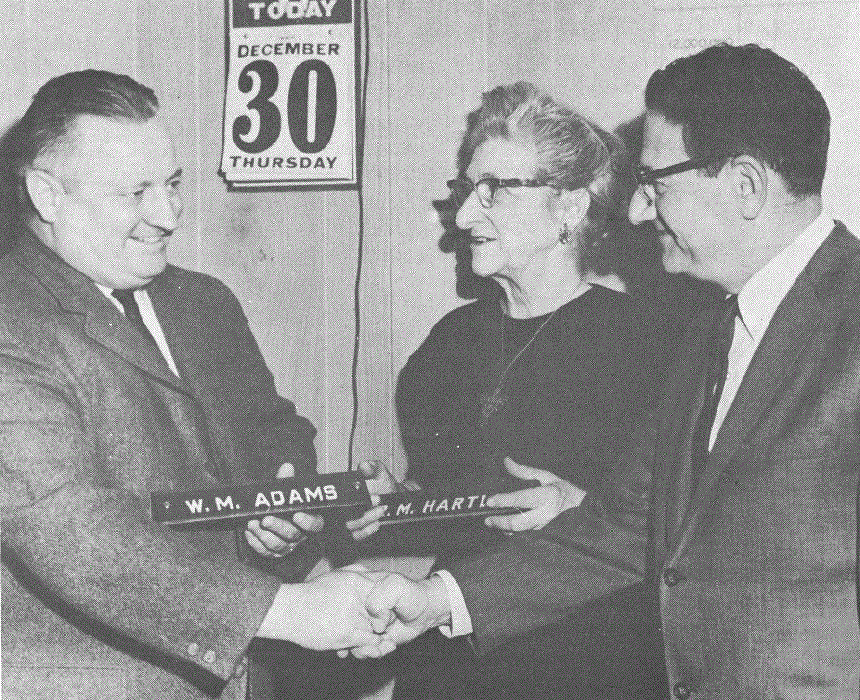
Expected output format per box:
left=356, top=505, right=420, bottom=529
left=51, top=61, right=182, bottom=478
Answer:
left=393, top=285, right=668, bottom=700
left=398, top=284, right=656, bottom=495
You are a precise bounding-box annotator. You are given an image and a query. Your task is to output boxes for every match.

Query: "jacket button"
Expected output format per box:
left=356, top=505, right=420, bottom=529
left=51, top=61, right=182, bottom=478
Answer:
left=187, top=643, right=199, bottom=657
left=673, top=682, right=694, bottom=699
left=203, top=650, right=216, bottom=664
left=663, top=567, right=687, bottom=587
left=231, top=655, right=249, bottom=678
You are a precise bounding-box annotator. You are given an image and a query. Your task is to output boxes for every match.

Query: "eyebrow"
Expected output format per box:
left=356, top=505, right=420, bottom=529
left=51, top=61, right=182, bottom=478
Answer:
left=130, top=168, right=183, bottom=190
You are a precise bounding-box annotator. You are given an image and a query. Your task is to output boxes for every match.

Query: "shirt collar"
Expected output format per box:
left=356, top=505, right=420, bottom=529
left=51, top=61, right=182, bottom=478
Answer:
left=736, top=210, right=834, bottom=344
left=95, top=283, right=148, bottom=310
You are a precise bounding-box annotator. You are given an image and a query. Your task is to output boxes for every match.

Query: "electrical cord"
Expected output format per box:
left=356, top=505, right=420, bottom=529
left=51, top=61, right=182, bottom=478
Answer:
left=347, top=0, right=370, bottom=471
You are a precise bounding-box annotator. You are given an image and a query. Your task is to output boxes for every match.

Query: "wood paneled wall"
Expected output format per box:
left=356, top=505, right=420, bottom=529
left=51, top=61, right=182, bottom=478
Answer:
left=3, top=0, right=858, bottom=475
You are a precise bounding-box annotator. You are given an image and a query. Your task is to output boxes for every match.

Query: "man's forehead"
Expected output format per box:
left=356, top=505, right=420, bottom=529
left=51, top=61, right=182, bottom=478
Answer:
left=54, top=114, right=175, bottom=181
left=641, top=112, right=687, bottom=166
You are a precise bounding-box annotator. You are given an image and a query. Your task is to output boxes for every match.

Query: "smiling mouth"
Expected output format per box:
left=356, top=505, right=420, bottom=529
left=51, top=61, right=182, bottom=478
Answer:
left=129, top=232, right=172, bottom=245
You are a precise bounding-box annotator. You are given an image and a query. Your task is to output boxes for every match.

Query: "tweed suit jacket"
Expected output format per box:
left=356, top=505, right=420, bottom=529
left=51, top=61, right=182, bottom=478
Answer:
left=1, top=233, right=318, bottom=700
left=445, top=223, right=859, bottom=699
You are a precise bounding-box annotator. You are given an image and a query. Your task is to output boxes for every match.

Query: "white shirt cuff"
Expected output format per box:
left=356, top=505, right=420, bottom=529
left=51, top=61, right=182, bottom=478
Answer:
left=434, top=570, right=472, bottom=637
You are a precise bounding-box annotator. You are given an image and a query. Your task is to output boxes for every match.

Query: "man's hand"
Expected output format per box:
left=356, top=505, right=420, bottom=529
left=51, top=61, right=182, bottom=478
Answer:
left=346, top=460, right=419, bottom=541
left=245, top=463, right=324, bottom=556
left=258, top=568, right=395, bottom=657
left=349, top=573, right=451, bottom=658
left=484, top=457, right=586, bottom=532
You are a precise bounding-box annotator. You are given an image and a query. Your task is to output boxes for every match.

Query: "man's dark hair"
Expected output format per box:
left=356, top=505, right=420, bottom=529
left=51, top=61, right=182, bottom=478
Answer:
left=1, top=70, right=158, bottom=228
left=644, top=43, right=829, bottom=198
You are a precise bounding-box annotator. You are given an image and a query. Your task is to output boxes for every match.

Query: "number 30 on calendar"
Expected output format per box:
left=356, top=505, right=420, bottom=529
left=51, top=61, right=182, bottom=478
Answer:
left=221, top=0, right=359, bottom=187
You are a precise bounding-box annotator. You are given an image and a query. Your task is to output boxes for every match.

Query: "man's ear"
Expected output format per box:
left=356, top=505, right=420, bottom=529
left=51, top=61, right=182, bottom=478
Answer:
left=24, top=168, right=64, bottom=224
left=730, top=155, right=767, bottom=220
left=557, top=187, right=591, bottom=230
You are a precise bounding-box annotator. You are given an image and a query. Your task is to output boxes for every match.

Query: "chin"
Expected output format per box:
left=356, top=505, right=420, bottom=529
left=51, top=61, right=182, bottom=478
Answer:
left=661, top=244, right=690, bottom=276
left=134, top=258, right=168, bottom=281
left=470, top=254, right=502, bottom=278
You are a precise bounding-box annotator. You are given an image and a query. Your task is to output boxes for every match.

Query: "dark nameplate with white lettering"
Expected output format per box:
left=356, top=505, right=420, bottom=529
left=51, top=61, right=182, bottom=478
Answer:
left=150, top=473, right=371, bottom=527
left=151, top=476, right=531, bottom=529
left=377, top=489, right=525, bottom=524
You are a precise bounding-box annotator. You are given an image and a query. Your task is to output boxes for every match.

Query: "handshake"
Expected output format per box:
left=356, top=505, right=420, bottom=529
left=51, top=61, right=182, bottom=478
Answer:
left=249, top=457, right=587, bottom=656
left=256, top=565, right=451, bottom=658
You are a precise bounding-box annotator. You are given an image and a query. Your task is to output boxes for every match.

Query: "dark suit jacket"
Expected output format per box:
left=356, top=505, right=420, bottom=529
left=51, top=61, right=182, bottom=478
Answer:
left=1, top=233, right=318, bottom=700
left=443, top=223, right=860, bottom=699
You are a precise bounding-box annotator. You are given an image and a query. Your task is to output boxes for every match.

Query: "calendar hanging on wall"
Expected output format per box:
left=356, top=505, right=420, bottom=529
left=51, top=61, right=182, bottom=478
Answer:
left=221, top=0, right=359, bottom=188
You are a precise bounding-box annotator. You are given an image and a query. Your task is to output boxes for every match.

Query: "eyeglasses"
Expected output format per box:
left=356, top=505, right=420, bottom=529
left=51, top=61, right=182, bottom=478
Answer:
left=446, top=176, right=548, bottom=208
left=634, top=159, right=710, bottom=187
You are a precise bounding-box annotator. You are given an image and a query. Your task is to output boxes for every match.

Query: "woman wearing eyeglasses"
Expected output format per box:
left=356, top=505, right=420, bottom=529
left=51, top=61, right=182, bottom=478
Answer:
left=374, top=83, right=670, bottom=700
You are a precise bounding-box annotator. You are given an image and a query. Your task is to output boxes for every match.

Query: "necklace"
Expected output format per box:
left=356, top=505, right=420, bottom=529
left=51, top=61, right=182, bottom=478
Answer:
left=479, top=305, right=562, bottom=422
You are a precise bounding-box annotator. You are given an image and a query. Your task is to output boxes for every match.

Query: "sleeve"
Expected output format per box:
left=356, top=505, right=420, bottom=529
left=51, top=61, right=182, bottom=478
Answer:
left=434, top=570, right=473, bottom=637
left=395, top=307, right=484, bottom=489
left=0, top=344, right=284, bottom=689
left=395, top=321, right=448, bottom=489
left=441, top=458, right=653, bottom=654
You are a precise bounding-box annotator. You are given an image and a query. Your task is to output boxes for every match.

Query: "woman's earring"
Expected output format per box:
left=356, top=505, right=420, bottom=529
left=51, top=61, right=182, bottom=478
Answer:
left=559, top=223, right=570, bottom=245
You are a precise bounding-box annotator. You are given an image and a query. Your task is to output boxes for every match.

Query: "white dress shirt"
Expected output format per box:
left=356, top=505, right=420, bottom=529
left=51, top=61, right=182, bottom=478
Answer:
left=97, top=284, right=181, bottom=377
left=441, top=211, right=838, bottom=638
left=710, top=211, right=836, bottom=447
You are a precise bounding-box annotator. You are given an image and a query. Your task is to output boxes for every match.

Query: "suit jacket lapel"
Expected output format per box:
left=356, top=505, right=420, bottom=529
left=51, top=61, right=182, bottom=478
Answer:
left=15, top=234, right=194, bottom=397
left=145, top=270, right=196, bottom=382
left=652, top=305, right=717, bottom=560
left=674, top=225, right=853, bottom=554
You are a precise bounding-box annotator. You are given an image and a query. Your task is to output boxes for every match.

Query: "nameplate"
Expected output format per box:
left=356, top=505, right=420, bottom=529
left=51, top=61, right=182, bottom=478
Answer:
left=151, top=476, right=529, bottom=528
left=377, top=489, right=524, bottom=524
left=150, top=473, right=371, bottom=527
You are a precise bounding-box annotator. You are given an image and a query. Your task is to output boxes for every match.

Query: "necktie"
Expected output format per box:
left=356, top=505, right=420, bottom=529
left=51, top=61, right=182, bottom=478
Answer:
left=111, top=288, right=159, bottom=349
left=690, top=293, right=739, bottom=472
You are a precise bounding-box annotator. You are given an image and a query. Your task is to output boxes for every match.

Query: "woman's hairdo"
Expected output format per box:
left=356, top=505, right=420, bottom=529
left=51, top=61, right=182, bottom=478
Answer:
left=463, top=82, right=634, bottom=270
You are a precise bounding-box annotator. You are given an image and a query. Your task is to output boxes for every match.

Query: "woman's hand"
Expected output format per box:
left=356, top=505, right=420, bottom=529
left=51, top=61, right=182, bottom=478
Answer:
left=346, top=460, right=419, bottom=541
left=244, top=462, right=324, bottom=556
left=484, top=457, right=586, bottom=532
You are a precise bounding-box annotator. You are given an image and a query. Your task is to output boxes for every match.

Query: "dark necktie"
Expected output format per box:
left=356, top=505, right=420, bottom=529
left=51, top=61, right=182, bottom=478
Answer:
left=111, top=288, right=159, bottom=349
left=690, top=293, right=739, bottom=472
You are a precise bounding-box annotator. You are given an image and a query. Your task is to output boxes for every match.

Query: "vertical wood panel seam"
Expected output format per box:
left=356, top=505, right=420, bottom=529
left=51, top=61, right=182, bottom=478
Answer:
left=550, top=0, right=556, bottom=80
left=382, top=0, right=397, bottom=470
left=483, top=0, right=489, bottom=87
left=24, top=0, right=33, bottom=94
left=193, top=0, right=203, bottom=271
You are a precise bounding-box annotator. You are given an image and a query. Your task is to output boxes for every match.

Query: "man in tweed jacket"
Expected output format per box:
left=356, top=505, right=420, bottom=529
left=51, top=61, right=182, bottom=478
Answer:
left=1, top=70, right=387, bottom=700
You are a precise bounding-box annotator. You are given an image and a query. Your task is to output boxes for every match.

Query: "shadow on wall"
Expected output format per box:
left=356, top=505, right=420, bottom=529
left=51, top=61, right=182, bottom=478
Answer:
left=0, top=120, right=24, bottom=257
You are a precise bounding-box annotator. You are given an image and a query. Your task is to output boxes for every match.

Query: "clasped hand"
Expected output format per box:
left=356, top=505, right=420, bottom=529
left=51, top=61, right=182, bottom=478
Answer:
left=246, top=460, right=409, bottom=555
left=484, top=457, right=586, bottom=531
left=269, top=566, right=449, bottom=659
left=348, top=571, right=452, bottom=659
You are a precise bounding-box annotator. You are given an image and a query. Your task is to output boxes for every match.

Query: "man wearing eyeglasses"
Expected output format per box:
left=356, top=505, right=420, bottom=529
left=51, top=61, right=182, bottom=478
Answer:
left=357, top=44, right=859, bottom=700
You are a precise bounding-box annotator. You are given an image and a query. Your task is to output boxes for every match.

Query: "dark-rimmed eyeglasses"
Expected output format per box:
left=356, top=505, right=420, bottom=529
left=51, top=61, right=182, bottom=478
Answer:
left=634, top=159, right=710, bottom=187
left=446, top=176, right=548, bottom=208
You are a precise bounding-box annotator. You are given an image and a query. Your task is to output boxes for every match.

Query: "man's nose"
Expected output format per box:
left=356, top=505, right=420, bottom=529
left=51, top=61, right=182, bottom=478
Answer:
left=143, top=185, right=181, bottom=231
left=628, top=185, right=655, bottom=225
